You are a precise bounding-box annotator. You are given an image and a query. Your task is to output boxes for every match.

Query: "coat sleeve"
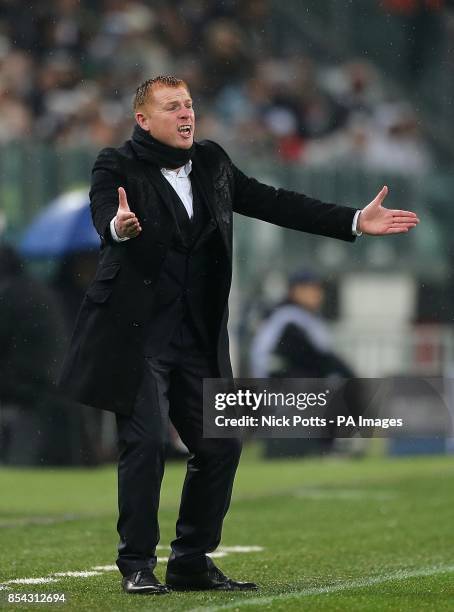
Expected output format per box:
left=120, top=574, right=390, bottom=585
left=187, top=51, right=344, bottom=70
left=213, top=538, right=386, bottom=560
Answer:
left=89, top=148, right=125, bottom=245
left=232, top=164, right=357, bottom=242
left=205, top=141, right=357, bottom=242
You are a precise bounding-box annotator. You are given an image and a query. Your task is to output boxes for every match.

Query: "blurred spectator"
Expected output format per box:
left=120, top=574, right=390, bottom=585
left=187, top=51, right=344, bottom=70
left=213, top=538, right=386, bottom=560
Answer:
left=364, top=102, right=432, bottom=173
left=303, top=102, right=432, bottom=174
left=249, top=269, right=356, bottom=457
left=250, top=269, right=354, bottom=379
left=0, top=89, right=31, bottom=143
left=321, top=60, right=384, bottom=117
left=236, top=0, right=279, bottom=58
left=202, top=18, right=253, bottom=99
left=0, top=244, right=70, bottom=464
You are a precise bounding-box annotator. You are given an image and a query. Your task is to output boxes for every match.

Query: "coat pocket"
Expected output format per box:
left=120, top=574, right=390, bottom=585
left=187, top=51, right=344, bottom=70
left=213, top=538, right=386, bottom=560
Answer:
left=86, top=262, right=121, bottom=304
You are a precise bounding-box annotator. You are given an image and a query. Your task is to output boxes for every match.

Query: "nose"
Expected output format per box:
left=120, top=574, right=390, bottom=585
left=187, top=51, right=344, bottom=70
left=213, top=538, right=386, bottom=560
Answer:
left=178, top=108, right=193, bottom=120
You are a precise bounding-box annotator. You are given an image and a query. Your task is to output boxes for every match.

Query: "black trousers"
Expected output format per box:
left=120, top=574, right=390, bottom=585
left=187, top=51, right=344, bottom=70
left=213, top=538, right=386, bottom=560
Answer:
left=115, top=321, right=242, bottom=577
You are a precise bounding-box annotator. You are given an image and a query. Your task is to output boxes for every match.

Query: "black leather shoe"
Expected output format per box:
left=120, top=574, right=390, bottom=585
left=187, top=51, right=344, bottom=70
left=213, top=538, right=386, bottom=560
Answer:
left=122, top=568, right=169, bottom=595
left=166, top=564, right=258, bottom=591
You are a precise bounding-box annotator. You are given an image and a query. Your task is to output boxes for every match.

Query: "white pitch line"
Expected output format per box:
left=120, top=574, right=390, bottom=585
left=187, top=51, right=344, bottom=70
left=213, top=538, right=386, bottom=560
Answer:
left=7, top=578, right=58, bottom=585
left=0, top=545, right=264, bottom=590
left=53, top=571, right=103, bottom=578
left=294, top=489, right=396, bottom=501
left=156, top=544, right=263, bottom=555
left=218, top=546, right=264, bottom=553
left=189, top=564, right=454, bottom=612
left=0, top=514, right=88, bottom=528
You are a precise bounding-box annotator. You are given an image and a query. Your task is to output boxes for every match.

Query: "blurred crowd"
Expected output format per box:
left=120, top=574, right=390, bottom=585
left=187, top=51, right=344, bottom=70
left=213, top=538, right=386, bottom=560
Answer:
left=0, top=0, right=435, bottom=174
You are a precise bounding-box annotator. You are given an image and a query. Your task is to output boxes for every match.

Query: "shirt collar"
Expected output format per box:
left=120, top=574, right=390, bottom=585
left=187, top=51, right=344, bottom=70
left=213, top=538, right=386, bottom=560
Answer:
left=161, top=159, right=192, bottom=178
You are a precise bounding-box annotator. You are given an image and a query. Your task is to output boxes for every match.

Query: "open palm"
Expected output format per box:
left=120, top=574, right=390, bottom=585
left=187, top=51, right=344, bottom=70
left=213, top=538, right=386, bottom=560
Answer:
left=358, top=186, right=419, bottom=235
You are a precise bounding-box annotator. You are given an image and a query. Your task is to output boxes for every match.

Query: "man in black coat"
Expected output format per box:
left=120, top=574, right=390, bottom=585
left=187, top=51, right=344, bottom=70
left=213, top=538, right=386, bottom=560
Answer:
left=59, top=75, right=419, bottom=595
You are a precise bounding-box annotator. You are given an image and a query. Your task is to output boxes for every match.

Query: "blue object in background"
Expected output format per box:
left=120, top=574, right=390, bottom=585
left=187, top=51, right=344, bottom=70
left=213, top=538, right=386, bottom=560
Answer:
left=20, top=189, right=100, bottom=257
left=388, top=438, right=446, bottom=456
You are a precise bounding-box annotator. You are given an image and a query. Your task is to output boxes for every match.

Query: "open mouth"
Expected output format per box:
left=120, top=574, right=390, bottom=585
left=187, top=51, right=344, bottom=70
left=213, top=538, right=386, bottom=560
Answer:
left=177, top=125, right=192, bottom=138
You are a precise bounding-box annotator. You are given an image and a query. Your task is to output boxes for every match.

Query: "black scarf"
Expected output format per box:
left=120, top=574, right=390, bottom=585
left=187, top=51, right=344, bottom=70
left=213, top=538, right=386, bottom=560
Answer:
left=130, top=124, right=194, bottom=169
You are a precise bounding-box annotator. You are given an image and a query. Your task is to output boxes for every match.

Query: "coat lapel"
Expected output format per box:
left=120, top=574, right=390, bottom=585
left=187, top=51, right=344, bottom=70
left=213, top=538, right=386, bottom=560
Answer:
left=191, top=154, right=216, bottom=219
left=192, top=150, right=231, bottom=258
left=135, top=158, right=178, bottom=224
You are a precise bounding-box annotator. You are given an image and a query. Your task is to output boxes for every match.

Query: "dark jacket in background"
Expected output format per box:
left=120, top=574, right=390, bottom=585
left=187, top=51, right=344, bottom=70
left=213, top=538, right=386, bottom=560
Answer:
left=250, top=301, right=354, bottom=379
left=0, top=246, right=73, bottom=465
left=0, top=247, right=67, bottom=407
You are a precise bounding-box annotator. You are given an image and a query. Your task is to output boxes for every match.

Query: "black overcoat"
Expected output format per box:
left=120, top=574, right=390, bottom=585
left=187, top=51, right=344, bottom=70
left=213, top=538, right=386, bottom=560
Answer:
left=58, top=139, right=357, bottom=415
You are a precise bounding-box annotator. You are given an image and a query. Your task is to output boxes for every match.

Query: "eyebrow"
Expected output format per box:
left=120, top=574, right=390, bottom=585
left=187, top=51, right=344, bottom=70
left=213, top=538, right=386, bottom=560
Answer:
left=163, top=98, right=193, bottom=108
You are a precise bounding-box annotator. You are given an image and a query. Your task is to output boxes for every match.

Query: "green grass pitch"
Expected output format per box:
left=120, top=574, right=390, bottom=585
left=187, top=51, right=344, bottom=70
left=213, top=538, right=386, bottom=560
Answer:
left=1, top=447, right=454, bottom=611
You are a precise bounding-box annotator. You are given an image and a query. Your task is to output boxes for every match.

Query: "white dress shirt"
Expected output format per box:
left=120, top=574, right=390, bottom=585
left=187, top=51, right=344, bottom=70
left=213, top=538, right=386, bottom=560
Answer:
left=110, top=161, right=362, bottom=241
left=352, top=209, right=362, bottom=236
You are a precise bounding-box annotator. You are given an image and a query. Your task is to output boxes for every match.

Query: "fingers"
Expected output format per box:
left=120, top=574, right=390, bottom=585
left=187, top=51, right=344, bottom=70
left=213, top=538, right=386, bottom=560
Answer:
left=127, top=228, right=141, bottom=238
left=373, top=185, right=388, bottom=205
left=390, top=216, right=420, bottom=224
left=123, top=217, right=141, bottom=232
left=388, top=210, right=420, bottom=231
left=385, top=223, right=418, bottom=234
left=116, top=215, right=142, bottom=238
left=118, top=187, right=130, bottom=211
left=390, top=210, right=419, bottom=219
left=385, top=227, right=410, bottom=234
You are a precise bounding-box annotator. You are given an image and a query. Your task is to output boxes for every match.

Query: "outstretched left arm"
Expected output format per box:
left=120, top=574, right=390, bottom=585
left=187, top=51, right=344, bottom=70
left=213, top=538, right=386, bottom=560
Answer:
left=231, top=163, right=358, bottom=242
left=232, top=161, right=419, bottom=239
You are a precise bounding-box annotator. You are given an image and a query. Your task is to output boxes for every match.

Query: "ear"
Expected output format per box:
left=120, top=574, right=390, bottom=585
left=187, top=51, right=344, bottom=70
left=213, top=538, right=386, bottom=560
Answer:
left=135, top=112, right=149, bottom=131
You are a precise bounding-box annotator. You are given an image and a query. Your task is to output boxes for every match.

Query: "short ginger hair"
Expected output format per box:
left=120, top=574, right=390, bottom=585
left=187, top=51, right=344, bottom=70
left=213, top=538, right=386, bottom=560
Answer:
left=133, top=76, right=190, bottom=111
